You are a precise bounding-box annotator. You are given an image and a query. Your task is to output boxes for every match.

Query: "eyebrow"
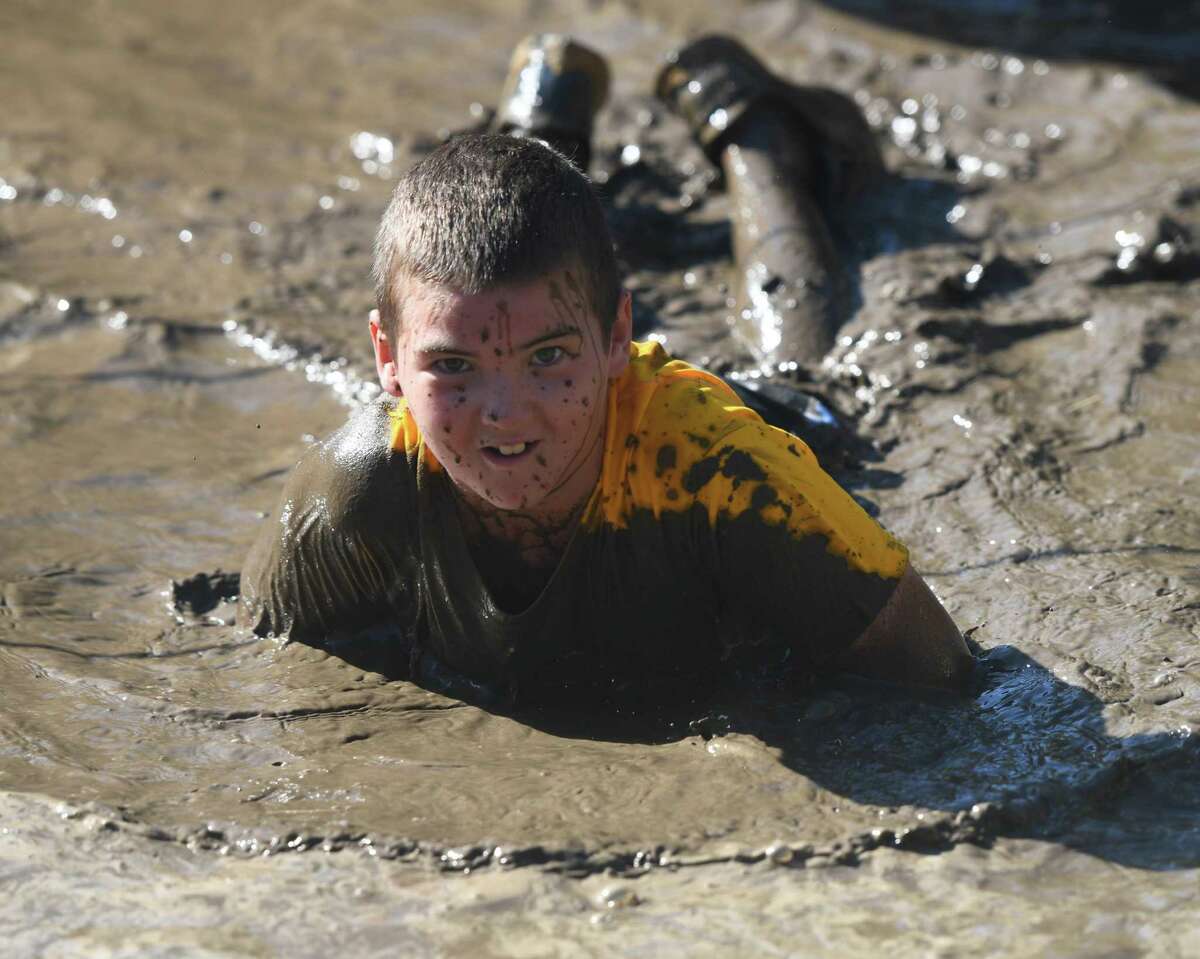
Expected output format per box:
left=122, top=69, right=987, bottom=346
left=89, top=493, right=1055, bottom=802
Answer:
left=415, top=324, right=582, bottom=356
left=517, top=324, right=582, bottom=350
left=415, top=340, right=477, bottom=356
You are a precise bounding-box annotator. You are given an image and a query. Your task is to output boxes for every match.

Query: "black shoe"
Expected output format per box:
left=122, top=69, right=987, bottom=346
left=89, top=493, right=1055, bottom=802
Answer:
left=655, top=34, right=883, bottom=200
left=494, top=33, right=610, bottom=170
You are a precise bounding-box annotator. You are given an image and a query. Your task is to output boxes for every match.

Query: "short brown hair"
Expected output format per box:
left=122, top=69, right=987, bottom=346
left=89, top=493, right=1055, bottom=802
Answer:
left=372, top=134, right=620, bottom=339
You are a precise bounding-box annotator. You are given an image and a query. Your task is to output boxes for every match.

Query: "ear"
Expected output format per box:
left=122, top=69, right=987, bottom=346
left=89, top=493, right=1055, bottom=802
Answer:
left=605, top=290, right=633, bottom=379
left=368, top=308, right=403, bottom=397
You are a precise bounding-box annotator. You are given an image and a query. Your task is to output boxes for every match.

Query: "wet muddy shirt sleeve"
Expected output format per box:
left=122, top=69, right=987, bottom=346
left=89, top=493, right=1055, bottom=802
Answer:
left=691, top=421, right=909, bottom=668
left=239, top=408, right=416, bottom=642
left=600, top=344, right=908, bottom=672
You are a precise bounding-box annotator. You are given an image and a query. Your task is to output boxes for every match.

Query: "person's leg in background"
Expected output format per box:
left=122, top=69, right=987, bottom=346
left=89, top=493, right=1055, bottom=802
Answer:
left=657, top=35, right=883, bottom=369
left=488, top=32, right=882, bottom=372
left=492, top=33, right=609, bottom=172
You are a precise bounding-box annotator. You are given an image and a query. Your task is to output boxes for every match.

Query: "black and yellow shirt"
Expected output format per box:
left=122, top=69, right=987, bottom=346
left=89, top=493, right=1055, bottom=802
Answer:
left=241, top=342, right=907, bottom=703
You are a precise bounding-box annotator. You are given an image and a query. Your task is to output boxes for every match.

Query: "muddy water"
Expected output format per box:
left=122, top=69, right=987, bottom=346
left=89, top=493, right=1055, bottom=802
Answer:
left=3, top=0, right=1200, bottom=955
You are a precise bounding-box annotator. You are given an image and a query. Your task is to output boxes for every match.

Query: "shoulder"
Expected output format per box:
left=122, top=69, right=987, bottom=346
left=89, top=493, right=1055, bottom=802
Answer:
left=280, top=397, right=410, bottom=528
left=597, top=342, right=777, bottom=518
left=616, top=341, right=756, bottom=423
left=598, top=344, right=906, bottom=580
left=239, top=397, right=415, bottom=639
left=694, top=418, right=908, bottom=579
left=594, top=342, right=758, bottom=510
left=310, top=396, right=397, bottom=469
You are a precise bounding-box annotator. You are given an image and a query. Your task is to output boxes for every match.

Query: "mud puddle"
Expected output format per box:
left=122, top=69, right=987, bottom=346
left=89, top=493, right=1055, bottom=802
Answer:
left=7, top=315, right=1160, bottom=866
left=3, top=0, right=1200, bottom=955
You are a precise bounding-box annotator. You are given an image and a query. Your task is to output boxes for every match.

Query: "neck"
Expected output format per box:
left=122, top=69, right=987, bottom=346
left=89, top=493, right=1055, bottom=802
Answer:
left=451, top=491, right=585, bottom=613
left=456, top=409, right=606, bottom=557
left=454, top=487, right=587, bottom=567
left=448, top=399, right=609, bottom=610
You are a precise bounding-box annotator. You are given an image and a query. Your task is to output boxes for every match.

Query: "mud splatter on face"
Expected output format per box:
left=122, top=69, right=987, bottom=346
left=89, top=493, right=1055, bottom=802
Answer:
left=395, top=271, right=620, bottom=584
left=496, top=300, right=512, bottom=355
left=535, top=268, right=613, bottom=500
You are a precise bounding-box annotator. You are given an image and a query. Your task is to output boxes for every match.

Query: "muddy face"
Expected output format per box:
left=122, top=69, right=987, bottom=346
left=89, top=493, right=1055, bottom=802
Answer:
left=388, top=273, right=628, bottom=516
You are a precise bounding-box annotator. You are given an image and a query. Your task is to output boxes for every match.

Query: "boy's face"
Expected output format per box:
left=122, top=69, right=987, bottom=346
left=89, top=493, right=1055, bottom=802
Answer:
left=370, top=269, right=632, bottom=516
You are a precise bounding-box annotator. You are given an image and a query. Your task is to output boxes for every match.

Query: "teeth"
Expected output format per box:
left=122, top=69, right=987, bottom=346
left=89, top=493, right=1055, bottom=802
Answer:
left=496, top=443, right=527, bottom=456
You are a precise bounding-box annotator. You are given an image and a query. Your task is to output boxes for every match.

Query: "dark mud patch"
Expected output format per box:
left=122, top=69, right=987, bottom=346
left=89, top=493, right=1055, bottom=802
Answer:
left=910, top=254, right=1037, bottom=309
left=914, top=314, right=1083, bottom=353
left=171, top=570, right=241, bottom=619
left=18, top=643, right=1199, bottom=876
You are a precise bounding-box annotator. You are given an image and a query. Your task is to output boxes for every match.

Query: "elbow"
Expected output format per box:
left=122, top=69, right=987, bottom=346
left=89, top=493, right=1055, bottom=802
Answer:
left=935, top=641, right=977, bottom=694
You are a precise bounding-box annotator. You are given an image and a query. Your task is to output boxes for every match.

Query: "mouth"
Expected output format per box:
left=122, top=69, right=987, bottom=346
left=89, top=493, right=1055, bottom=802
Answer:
left=480, top=439, right=539, bottom=466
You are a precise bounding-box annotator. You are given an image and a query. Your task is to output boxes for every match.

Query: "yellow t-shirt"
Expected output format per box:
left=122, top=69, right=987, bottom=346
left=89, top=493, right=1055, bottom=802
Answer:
left=244, top=342, right=908, bottom=704
left=586, top=341, right=907, bottom=578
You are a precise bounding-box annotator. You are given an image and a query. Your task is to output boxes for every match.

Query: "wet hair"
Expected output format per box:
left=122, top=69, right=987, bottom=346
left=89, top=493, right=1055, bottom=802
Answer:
left=372, top=133, right=620, bottom=340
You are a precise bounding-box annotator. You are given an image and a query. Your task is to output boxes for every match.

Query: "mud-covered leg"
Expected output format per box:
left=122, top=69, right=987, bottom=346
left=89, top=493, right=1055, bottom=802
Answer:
left=492, top=34, right=609, bottom=170
left=656, top=34, right=882, bottom=367
left=721, top=103, right=849, bottom=366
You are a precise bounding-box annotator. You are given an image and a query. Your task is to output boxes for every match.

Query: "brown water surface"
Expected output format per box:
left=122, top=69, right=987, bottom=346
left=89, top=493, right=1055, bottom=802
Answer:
left=2, top=1, right=1200, bottom=955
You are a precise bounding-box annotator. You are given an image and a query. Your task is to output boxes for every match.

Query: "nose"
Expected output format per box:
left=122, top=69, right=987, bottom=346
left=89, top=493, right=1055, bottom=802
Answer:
left=481, top=371, right=519, bottom=425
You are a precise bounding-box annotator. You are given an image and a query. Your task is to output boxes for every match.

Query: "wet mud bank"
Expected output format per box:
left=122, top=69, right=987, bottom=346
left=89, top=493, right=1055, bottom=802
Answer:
left=3, top=0, right=1200, bottom=954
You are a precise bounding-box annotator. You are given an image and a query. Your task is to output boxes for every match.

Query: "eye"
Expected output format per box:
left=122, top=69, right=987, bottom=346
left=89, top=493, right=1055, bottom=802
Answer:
left=530, top=346, right=567, bottom=368
left=431, top=357, right=472, bottom=375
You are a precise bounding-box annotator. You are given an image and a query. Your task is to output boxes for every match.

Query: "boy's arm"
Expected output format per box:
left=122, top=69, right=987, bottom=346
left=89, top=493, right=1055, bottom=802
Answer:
left=694, top=418, right=973, bottom=692
left=834, top=565, right=974, bottom=692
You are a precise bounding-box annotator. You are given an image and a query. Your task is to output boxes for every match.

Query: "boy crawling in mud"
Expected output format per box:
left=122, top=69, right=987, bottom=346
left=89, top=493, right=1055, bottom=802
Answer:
left=240, top=37, right=973, bottom=707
